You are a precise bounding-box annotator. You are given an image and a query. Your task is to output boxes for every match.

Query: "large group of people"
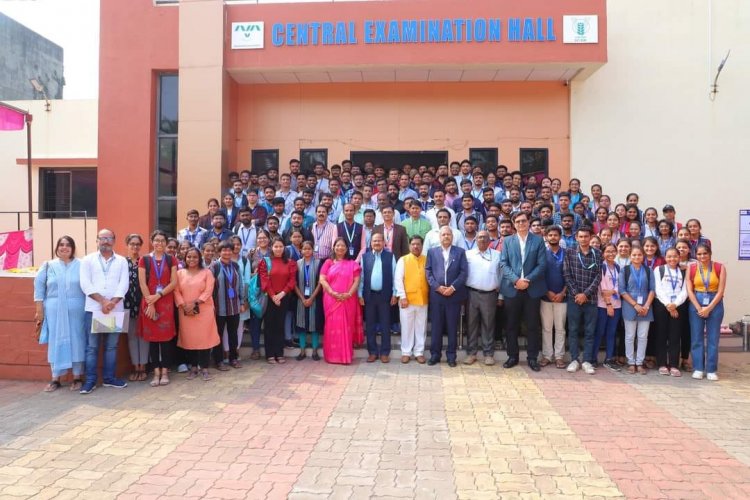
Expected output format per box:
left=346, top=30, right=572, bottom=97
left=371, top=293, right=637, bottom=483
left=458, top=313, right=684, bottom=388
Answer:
left=33, top=158, right=728, bottom=394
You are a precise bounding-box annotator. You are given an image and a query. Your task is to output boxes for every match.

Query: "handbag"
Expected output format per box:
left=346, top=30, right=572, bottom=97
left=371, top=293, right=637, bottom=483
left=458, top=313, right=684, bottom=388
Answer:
left=248, top=256, right=271, bottom=317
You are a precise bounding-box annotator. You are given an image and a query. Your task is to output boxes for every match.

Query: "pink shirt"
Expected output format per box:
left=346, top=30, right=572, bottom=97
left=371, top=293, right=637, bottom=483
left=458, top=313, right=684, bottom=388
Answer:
left=598, top=263, right=622, bottom=309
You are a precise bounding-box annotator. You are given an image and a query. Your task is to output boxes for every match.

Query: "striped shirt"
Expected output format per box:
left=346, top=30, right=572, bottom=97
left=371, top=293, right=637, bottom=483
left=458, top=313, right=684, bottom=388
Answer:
left=312, top=221, right=338, bottom=260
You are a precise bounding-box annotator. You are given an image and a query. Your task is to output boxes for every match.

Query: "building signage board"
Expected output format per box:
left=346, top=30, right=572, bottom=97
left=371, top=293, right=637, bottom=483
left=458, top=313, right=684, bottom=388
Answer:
left=562, top=15, right=599, bottom=44
left=230, top=16, right=599, bottom=49
left=739, top=210, right=750, bottom=260
left=232, top=22, right=265, bottom=50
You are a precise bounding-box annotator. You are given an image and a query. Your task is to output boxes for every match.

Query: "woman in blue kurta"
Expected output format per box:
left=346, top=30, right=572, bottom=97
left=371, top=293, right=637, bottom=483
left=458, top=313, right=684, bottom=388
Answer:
left=33, top=236, right=87, bottom=392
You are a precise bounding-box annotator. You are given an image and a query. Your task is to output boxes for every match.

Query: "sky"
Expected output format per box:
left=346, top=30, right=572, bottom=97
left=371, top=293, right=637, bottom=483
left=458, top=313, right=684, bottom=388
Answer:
left=0, top=0, right=100, bottom=99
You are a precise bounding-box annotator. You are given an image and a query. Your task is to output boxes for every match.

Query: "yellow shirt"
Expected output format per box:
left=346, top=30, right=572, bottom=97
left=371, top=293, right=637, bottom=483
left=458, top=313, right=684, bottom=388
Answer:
left=692, top=262, right=720, bottom=293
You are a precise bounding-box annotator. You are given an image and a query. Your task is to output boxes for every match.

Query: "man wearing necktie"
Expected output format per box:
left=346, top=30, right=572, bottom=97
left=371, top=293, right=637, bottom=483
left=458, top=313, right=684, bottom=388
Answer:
left=425, top=227, right=468, bottom=367
left=359, top=233, right=397, bottom=363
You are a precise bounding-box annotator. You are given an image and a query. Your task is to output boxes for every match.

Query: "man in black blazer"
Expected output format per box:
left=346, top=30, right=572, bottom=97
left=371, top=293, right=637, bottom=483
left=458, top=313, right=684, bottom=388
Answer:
left=337, top=203, right=363, bottom=261
left=425, top=227, right=469, bottom=367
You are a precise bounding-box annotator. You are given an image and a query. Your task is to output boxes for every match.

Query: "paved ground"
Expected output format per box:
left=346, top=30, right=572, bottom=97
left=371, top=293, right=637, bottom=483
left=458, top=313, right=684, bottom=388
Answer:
left=1, top=351, right=749, bottom=499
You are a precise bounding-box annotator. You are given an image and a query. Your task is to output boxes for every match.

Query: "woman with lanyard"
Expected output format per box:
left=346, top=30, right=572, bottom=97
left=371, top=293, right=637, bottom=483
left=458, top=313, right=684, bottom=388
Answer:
left=222, top=235, right=250, bottom=365
left=642, top=236, right=665, bottom=369
left=594, top=243, right=622, bottom=372
left=653, top=248, right=688, bottom=377
left=283, top=229, right=304, bottom=348
left=258, top=238, right=297, bottom=364
left=202, top=242, right=216, bottom=267
left=285, top=228, right=304, bottom=261
left=656, top=220, right=676, bottom=256
left=642, top=207, right=660, bottom=238
left=123, top=234, right=148, bottom=383
left=295, top=240, right=324, bottom=361
left=686, top=243, right=727, bottom=381
left=33, top=236, right=87, bottom=392
left=247, top=229, right=271, bottom=360
left=138, top=230, right=178, bottom=387
left=618, top=246, right=656, bottom=375
left=674, top=238, right=695, bottom=370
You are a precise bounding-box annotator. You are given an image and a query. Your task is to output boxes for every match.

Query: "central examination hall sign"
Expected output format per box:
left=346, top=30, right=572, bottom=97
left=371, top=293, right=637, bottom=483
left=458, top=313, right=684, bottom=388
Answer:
left=231, top=17, right=577, bottom=50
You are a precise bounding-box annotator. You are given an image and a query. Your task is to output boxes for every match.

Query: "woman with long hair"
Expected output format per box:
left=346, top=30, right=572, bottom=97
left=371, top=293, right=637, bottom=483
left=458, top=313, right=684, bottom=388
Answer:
left=319, top=237, right=363, bottom=364
left=686, top=218, right=712, bottom=259
left=248, top=229, right=271, bottom=360
left=594, top=243, right=622, bottom=372
left=258, top=238, right=297, bottom=364
left=295, top=240, right=324, bottom=361
left=33, top=236, right=86, bottom=392
left=123, top=233, right=148, bottom=382
left=653, top=248, right=688, bottom=377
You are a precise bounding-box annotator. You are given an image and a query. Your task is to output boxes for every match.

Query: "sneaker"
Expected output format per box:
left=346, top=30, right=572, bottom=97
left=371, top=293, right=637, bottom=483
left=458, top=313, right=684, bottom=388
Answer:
left=463, top=355, right=477, bottom=365
left=706, top=372, right=719, bottom=381
left=79, top=382, right=96, bottom=395
left=603, top=359, right=621, bottom=372
left=581, top=362, right=595, bottom=375
left=566, top=360, right=580, bottom=373
left=102, top=378, right=127, bottom=389
left=177, top=364, right=189, bottom=373
left=484, top=356, right=495, bottom=366
left=692, top=370, right=704, bottom=380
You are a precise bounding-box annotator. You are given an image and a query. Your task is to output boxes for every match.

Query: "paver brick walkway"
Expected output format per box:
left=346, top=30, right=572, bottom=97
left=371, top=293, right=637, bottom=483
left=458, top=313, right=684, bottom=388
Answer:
left=0, top=353, right=749, bottom=499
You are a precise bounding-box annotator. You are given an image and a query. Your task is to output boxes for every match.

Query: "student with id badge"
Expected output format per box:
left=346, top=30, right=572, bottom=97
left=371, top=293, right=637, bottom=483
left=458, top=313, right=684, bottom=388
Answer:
left=618, top=246, right=656, bottom=375
left=294, top=241, right=323, bottom=361
left=653, top=248, right=688, bottom=377
left=686, top=244, right=727, bottom=381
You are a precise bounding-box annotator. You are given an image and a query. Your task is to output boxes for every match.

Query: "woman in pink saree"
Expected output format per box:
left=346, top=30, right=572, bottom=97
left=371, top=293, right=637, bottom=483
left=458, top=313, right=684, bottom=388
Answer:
left=319, top=238, right=363, bottom=364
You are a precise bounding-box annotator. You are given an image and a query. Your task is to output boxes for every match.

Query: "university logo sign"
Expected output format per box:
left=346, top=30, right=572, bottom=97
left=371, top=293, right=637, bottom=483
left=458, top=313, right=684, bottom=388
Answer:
left=562, top=15, right=598, bottom=44
left=232, top=22, right=264, bottom=50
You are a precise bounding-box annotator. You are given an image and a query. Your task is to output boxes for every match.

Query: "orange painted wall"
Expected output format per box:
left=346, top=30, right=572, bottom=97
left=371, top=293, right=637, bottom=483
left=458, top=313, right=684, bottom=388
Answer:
left=98, top=0, right=178, bottom=253
left=235, top=81, right=570, bottom=179
left=226, top=0, right=607, bottom=69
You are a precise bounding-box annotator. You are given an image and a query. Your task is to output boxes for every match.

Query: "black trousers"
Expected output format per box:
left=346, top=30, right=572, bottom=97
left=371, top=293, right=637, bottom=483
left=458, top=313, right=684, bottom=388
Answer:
left=213, top=315, right=239, bottom=365
left=494, top=304, right=506, bottom=342
left=264, top=296, right=289, bottom=359
left=149, top=340, right=174, bottom=369
left=504, top=291, right=541, bottom=360
left=654, top=301, right=688, bottom=368
left=187, top=349, right=211, bottom=369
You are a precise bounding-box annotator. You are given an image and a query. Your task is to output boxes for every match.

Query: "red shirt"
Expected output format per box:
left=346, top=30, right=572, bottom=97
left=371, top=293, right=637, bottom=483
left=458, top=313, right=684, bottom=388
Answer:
left=259, top=257, right=297, bottom=295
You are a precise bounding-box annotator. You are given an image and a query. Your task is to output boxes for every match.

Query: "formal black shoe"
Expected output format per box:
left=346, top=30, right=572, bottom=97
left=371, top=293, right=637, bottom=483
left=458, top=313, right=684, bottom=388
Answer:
left=527, top=359, right=541, bottom=372
left=447, top=360, right=457, bottom=368
left=427, top=358, right=439, bottom=366
left=503, top=357, right=519, bottom=369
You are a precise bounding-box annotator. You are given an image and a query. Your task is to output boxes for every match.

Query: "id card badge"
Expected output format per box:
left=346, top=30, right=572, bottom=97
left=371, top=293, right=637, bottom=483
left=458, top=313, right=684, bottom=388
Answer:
left=156, top=285, right=164, bottom=294
left=349, top=246, right=354, bottom=257
left=228, top=288, right=236, bottom=299
left=636, top=295, right=644, bottom=305
left=304, top=286, right=311, bottom=296
left=612, top=293, right=619, bottom=300
left=702, top=296, right=710, bottom=306
left=670, top=295, right=676, bottom=303
left=314, top=244, right=319, bottom=253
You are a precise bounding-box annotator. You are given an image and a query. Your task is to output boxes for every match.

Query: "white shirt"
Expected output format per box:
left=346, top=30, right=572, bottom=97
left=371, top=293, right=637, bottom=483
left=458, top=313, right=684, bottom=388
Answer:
left=375, top=209, right=401, bottom=225
left=654, top=265, right=688, bottom=307
left=234, top=224, right=257, bottom=257
left=425, top=206, right=457, bottom=230
left=518, top=232, right=528, bottom=279
left=466, top=247, right=502, bottom=293
left=423, top=227, right=463, bottom=255
left=79, top=251, right=129, bottom=312
left=276, top=189, right=298, bottom=215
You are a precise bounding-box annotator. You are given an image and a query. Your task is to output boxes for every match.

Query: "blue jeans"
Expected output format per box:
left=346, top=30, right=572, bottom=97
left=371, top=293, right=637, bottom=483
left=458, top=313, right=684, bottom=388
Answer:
left=594, top=307, right=622, bottom=360
left=84, top=312, right=121, bottom=385
left=567, top=300, right=598, bottom=362
left=688, top=293, right=724, bottom=373
left=249, top=314, right=262, bottom=351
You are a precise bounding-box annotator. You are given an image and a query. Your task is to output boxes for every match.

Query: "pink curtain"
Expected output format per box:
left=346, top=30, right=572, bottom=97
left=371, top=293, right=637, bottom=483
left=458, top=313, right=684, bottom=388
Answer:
left=0, top=229, right=33, bottom=270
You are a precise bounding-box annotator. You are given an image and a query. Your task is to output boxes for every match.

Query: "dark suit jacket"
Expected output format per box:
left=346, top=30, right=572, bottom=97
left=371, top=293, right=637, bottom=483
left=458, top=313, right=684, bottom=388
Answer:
left=425, top=245, right=468, bottom=303
left=220, top=207, right=239, bottom=229
left=499, top=232, right=547, bottom=299
left=373, top=223, right=409, bottom=261
left=337, top=221, right=363, bottom=260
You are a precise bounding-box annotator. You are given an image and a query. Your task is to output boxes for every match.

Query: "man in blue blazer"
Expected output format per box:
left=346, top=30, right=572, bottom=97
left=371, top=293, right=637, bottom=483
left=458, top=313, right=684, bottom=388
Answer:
left=425, top=227, right=469, bottom=367
left=499, top=212, right=547, bottom=371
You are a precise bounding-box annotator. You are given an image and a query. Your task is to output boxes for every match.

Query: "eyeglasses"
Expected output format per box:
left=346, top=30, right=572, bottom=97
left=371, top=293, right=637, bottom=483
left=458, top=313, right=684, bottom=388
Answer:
left=98, top=237, right=114, bottom=242
left=514, top=219, right=529, bottom=224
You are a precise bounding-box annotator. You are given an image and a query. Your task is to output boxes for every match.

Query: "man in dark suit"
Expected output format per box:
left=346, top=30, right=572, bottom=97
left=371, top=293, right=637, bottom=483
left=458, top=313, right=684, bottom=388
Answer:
left=499, top=211, right=547, bottom=371
left=425, top=226, right=469, bottom=367
left=373, top=206, right=409, bottom=261
left=359, top=233, right=397, bottom=363
left=337, top=203, right=363, bottom=261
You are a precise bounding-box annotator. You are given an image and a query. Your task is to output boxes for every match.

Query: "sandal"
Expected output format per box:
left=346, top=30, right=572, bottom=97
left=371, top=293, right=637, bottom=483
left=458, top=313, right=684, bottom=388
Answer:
left=250, top=350, right=260, bottom=360
left=230, top=359, right=242, bottom=369
left=150, top=369, right=161, bottom=387
left=186, top=369, right=199, bottom=380
left=296, top=352, right=307, bottom=361
left=681, top=359, right=693, bottom=371
left=159, top=371, right=170, bottom=385
left=128, top=371, right=138, bottom=382
left=645, top=358, right=656, bottom=369
left=627, top=365, right=636, bottom=374
left=276, top=357, right=286, bottom=364
left=638, top=365, right=648, bottom=375
left=201, top=370, right=213, bottom=381
left=312, top=350, right=321, bottom=361
left=555, top=359, right=566, bottom=369
left=267, top=358, right=277, bottom=364
left=70, top=379, right=82, bottom=392
left=136, top=370, right=148, bottom=382
left=44, top=380, right=61, bottom=392
left=539, top=358, right=551, bottom=368
left=658, top=366, right=669, bottom=376
left=669, top=367, right=682, bottom=377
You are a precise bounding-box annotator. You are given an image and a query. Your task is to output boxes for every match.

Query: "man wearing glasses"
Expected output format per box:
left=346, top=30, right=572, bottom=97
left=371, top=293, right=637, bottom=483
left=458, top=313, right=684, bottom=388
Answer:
left=499, top=213, right=547, bottom=371
left=79, top=229, right=130, bottom=394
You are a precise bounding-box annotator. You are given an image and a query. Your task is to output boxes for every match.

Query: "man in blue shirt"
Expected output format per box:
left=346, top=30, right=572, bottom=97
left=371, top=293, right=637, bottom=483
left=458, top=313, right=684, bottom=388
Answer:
left=359, top=233, right=397, bottom=363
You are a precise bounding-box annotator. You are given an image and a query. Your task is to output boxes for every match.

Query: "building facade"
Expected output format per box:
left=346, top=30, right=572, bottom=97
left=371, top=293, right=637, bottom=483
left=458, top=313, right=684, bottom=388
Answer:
left=97, top=0, right=749, bottom=320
